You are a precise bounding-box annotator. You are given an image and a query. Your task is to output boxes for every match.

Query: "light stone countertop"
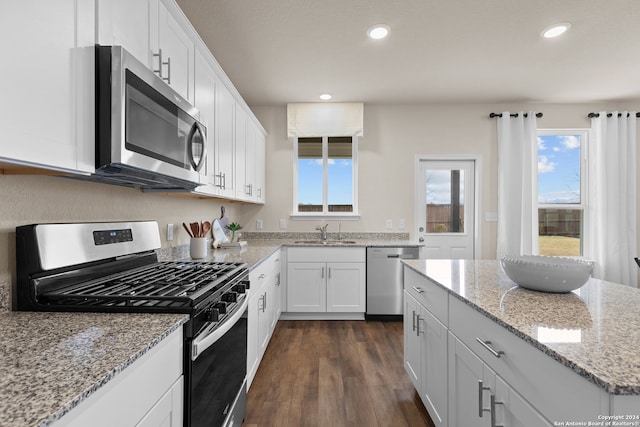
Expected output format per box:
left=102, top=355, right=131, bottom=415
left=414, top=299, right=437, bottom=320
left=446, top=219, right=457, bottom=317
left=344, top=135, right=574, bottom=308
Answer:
left=0, top=311, right=187, bottom=427
left=0, top=234, right=419, bottom=427
left=402, top=259, right=640, bottom=395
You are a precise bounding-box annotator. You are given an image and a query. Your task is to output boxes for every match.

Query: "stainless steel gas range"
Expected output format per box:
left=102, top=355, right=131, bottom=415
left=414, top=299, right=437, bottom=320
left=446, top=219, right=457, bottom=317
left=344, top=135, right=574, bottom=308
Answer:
left=15, top=221, right=248, bottom=427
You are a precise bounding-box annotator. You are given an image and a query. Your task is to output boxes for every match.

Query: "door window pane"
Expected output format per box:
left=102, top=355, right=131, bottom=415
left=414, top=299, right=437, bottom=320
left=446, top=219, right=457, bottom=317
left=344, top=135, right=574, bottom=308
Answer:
left=426, top=169, right=465, bottom=233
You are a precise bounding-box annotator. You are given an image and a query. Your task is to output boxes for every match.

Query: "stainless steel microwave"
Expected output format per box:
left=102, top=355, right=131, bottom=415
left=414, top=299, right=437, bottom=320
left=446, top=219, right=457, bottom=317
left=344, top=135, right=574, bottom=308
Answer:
left=94, top=45, right=206, bottom=190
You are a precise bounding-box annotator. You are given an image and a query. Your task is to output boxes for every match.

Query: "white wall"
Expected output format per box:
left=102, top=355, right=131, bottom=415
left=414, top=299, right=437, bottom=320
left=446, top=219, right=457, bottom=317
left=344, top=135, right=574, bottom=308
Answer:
left=243, top=102, right=640, bottom=260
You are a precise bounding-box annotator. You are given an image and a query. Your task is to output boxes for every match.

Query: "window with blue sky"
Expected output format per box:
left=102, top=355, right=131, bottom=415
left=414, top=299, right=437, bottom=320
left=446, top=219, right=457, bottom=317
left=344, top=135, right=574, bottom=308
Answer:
left=297, top=136, right=354, bottom=213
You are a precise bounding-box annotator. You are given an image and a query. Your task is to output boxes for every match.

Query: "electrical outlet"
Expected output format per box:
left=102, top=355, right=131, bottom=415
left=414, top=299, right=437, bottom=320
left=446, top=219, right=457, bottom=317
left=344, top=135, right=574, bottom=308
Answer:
left=398, top=218, right=405, bottom=229
left=485, top=212, right=498, bottom=222
left=166, top=224, right=174, bottom=241
left=386, top=219, right=393, bottom=229
left=279, top=219, right=287, bottom=229
left=256, top=219, right=263, bottom=230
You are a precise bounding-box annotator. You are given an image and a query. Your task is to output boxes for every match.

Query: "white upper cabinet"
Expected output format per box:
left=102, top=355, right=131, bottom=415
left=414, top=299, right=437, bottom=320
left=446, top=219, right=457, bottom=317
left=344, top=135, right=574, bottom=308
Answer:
left=0, top=0, right=95, bottom=174
left=152, top=1, right=195, bottom=102
left=193, top=49, right=216, bottom=184
left=214, top=80, right=237, bottom=198
left=234, top=103, right=248, bottom=200
left=98, top=0, right=194, bottom=102
left=97, top=0, right=152, bottom=67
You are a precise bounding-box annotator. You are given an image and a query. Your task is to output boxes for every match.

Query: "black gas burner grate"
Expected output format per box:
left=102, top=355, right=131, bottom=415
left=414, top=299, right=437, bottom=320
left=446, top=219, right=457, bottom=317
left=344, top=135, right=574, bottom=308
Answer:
left=38, top=261, right=246, bottom=311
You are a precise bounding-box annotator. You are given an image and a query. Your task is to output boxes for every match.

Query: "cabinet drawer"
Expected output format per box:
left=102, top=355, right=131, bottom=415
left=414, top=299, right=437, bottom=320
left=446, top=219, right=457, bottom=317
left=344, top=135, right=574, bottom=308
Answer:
left=449, top=297, right=608, bottom=422
left=250, top=250, right=281, bottom=294
left=287, top=247, right=365, bottom=263
left=404, top=267, right=448, bottom=325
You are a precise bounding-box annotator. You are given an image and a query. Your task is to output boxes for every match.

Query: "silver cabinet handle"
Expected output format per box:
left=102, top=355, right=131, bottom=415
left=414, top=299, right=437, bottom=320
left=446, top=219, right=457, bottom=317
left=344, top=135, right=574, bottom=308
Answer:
left=490, top=394, right=504, bottom=427
left=321, top=267, right=325, bottom=279
left=476, top=338, right=505, bottom=358
left=153, top=49, right=170, bottom=83
left=264, top=292, right=267, bottom=312
left=328, top=267, right=331, bottom=279
left=246, top=184, right=253, bottom=195
left=165, top=56, right=171, bottom=84
left=478, top=380, right=491, bottom=417
left=259, top=273, right=266, bottom=279
left=412, top=286, right=424, bottom=294
left=412, top=310, right=416, bottom=332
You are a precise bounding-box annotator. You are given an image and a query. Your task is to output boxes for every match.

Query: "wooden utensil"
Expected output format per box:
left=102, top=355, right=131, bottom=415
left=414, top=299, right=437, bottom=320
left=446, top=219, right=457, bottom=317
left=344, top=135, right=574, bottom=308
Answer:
left=190, top=222, right=200, bottom=238
left=201, top=221, right=211, bottom=237
left=183, top=222, right=194, bottom=238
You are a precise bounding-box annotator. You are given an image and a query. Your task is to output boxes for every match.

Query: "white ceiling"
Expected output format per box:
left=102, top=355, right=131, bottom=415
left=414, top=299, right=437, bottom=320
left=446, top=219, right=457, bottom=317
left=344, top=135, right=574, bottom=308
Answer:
left=177, top=0, right=640, bottom=106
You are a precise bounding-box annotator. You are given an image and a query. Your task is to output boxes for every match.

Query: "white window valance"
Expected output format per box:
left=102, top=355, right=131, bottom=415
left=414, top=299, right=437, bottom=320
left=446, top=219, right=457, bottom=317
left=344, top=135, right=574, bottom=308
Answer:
left=287, top=102, right=364, bottom=138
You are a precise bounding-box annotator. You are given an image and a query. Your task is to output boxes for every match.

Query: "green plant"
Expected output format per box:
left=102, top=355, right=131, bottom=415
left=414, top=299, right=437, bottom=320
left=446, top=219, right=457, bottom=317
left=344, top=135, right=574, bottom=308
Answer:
left=225, top=222, right=243, bottom=242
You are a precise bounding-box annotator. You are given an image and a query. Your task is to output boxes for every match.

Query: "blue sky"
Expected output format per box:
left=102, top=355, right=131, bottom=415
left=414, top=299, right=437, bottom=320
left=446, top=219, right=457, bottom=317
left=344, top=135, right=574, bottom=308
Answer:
left=298, top=159, right=353, bottom=205
left=426, top=170, right=465, bottom=205
left=537, top=135, right=581, bottom=204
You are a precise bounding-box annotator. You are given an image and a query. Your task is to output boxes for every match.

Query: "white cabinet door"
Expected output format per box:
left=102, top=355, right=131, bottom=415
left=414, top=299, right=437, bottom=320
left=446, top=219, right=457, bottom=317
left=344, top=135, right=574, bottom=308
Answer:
left=257, top=283, right=271, bottom=355
left=255, top=131, right=266, bottom=203
left=0, top=0, right=94, bottom=174
left=495, top=376, right=552, bottom=427
left=287, top=263, right=326, bottom=312
left=234, top=103, right=248, bottom=200
left=326, top=262, right=365, bottom=312
left=270, top=268, right=282, bottom=330
left=136, top=376, right=183, bottom=427
left=193, top=49, right=216, bottom=184
left=448, top=334, right=492, bottom=427
left=247, top=288, right=260, bottom=388
left=152, top=1, right=194, bottom=102
left=421, top=308, right=448, bottom=427
left=97, top=0, right=152, bottom=68
left=244, top=122, right=257, bottom=201
left=214, top=80, right=236, bottom=197
left=404, top=292, right=422, bottom=391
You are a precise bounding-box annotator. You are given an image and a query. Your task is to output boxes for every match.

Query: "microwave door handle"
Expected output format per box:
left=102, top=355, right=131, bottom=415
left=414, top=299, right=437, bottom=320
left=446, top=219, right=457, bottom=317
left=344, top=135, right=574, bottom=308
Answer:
left=192, top=298, right=247, bottom=361
left=187, top=121, right=207, bottom=171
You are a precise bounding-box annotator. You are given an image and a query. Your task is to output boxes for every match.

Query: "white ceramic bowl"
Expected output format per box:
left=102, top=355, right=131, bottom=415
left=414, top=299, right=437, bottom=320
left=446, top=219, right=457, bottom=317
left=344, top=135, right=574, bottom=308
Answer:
left=500, top=255, right=593, bottom=293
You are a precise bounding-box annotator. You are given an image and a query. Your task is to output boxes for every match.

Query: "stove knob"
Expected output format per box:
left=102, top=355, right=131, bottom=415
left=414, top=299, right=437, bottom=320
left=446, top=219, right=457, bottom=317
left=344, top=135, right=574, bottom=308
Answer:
left=205, top=308, right=220, bottom=322
left=232, top=284, right=246, bottom=294
left=222, top=291, right=238, bottom=303
left=241, top=279, right=251, bottom=290
left=214, top=301, right=227, bottom=314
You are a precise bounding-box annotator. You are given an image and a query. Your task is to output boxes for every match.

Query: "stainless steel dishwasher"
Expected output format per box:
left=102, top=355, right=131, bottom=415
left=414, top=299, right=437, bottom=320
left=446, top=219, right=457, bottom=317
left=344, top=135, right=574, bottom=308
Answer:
left=366, top=246, right=420, bottom=320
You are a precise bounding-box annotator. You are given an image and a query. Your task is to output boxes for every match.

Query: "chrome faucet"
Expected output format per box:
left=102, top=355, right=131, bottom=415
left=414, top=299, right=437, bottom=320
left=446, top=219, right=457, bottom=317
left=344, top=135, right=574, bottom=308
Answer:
left=316, top=224, right=329, bottom=241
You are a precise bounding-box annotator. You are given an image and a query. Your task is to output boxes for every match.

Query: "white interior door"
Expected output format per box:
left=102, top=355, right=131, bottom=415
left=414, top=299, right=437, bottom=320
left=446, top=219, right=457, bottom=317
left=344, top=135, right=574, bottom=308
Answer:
left=417, top=159, right=475, bottom=259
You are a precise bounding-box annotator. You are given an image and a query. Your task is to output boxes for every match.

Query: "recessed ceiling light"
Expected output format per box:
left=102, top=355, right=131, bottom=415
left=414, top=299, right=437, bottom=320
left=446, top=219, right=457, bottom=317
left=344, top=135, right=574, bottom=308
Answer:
left=319, top=93, right=332, bottom=101
left=541, top=22, right=571, bottom=39
left=367, top=24, right=390, bottom=40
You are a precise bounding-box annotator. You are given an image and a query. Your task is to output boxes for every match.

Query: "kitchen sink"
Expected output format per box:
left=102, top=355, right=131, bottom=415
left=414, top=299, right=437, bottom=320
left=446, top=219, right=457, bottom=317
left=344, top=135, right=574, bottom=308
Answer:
left=293, top=240, right=357, bottom=245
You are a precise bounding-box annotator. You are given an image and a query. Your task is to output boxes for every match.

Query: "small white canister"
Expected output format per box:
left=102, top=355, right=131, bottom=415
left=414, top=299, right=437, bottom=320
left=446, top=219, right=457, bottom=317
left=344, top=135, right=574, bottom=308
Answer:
left=190, top=237, right=208, bottom=259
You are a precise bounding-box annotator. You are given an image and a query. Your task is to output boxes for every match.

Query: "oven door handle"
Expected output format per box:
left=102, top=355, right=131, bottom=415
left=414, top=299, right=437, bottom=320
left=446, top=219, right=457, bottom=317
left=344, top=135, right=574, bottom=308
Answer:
left=192, top=298, right=248, bottom=361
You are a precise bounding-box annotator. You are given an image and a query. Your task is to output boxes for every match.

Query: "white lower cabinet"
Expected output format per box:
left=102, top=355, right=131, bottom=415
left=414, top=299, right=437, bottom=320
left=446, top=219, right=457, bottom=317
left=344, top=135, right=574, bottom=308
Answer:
left=404, top=291, right=448, bottom=426
left=247, top=250, right=281, bottom=389
left=55, top=328, right=183, bottom=426
left=286, top=248, right=366, bottom=313
left=448, top=335, right=551, bottom=427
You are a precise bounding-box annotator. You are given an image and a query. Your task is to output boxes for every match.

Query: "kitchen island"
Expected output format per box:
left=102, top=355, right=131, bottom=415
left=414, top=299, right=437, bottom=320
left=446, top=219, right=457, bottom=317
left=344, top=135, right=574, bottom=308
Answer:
left=403, top=259, right=640, bottom=426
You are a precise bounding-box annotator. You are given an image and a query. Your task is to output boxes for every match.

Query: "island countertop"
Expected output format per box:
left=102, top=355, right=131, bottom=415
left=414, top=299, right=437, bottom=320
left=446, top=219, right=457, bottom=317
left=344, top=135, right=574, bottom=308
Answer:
left=402, top=259, right=640, bottom=395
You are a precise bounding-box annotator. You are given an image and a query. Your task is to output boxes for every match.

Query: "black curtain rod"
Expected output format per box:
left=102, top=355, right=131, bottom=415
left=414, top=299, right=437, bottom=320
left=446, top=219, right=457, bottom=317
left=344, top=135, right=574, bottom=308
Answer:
left=489, top=112, right=543, bottom=118
left=588, top=112, right=640, bottom=118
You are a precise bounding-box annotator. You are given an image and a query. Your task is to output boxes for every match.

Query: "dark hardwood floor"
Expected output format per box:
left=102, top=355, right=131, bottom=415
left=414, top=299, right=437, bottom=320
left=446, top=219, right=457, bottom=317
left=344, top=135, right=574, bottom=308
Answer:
left=243, top=320, right=435, bottom=427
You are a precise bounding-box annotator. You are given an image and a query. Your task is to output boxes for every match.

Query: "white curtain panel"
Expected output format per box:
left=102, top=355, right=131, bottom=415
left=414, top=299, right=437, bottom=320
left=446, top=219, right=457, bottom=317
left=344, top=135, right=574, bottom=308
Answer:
left=587, top=112, right=637, bottom=286
left=496, top=112, right=539, bottom=259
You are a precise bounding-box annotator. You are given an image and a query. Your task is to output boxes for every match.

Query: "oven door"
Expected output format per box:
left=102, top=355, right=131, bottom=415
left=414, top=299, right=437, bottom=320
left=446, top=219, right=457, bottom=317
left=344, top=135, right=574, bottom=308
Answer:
left=186, top=298, right=248, bottom=427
